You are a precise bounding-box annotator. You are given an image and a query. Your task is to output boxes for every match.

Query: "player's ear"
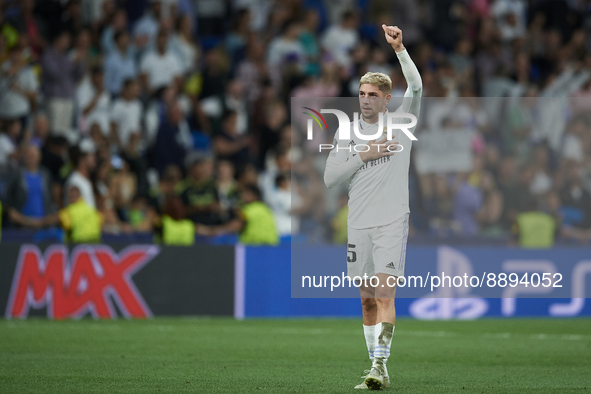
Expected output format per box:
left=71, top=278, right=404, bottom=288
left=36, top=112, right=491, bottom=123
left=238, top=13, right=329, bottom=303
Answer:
left=385, top=94, right=392, bottom=105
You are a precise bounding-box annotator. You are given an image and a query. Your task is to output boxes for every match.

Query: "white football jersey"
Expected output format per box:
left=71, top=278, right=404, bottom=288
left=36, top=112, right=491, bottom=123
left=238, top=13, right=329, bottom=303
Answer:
left=331, top=108, right=415, bottom=229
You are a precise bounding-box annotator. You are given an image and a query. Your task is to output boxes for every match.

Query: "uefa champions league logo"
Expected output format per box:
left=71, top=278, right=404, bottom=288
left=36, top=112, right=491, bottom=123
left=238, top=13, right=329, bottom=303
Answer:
left=303, top=107, right=418, bottom=152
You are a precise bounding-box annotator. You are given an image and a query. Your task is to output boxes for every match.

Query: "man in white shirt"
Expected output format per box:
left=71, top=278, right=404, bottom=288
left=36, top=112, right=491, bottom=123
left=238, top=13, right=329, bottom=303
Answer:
left=134, top=0, right=162, bottom=50
left=140, top=29, right=182, bottom=95
left=65, top=138, right=97, bottom=208
left=0, top=45, right=38, bottom=120
left=104, top=30, right=138, bottom=96
left=266, top=19, right=306, bottom=70
left=110, top=79, right=143, bottom=153
left=76, top=66, right=111, bottom=135
left=324, top=25, right=422, bottom=390
left=321, top=10, right=360, bottom=69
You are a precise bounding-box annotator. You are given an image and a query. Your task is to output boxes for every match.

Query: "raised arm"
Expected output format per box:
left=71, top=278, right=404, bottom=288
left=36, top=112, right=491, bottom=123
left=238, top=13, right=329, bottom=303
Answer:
left=382, top=25, right=422, bottom=117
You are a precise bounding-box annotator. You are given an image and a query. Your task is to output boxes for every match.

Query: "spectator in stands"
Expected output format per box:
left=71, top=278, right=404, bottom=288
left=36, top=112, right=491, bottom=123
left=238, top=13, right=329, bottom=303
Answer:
left=258, top=148, right=290, bottom=202
left=59, top=0, right=84, bottom=37
left=267, top=19, right=306, bottom=71
left=30, top=113, right=50, bottom=148
left=0, top=44, right=38, bottom=122
left=216, top=160, right=240, bottom=222
left=127, top=196, right=155, bottom=232
left=179, top=155, right=221, bottom=225
left=0, top=120, right=22, bottom=170
left=6, top=144, right=55, bottom=222
left=498, top=157, right=529, bottom=229
left=104, top=30, right=137, bottom=96
left=321, top=10, right=359, bottom=69
left=476, top=171, right=504, bottom=237
left=225, top=8, right=250, bottom=70
left=562, top=118, right=587, bottom=164
left=16, top=0, right=46, bottom=59
left=76, top=66, right=110, bottom=135
left=425, top=175, right=456, bottom=236
left=235, top=39, right=269, bottom=105
left=110, top=78, right=142, bottom=154
left=41, top=30, right=85, bottom=136
left=133, top=0, right=162, bottom=51
left=236, top=163, right=259, bottom=190
left=513, top=198, right=556, bottom=248
left=491, top=0, right=527, bottom=42
left=213, top=110, right=249, bottom=169
left=267, top=172, right=302, bottom=236
left=108, top=156, right=137, bottom=218
left=94, top=156, right=122, bottom=232
left=530, top=143, right=554, bottom=196
left=223, top=79, right=248, bottom=135
left=56, top=184, right=103, bottom=243
left=40, top=135, right=69, bottom=186
left=195, top=184, right=278, bottom=245
left=148, top=164, right=182, bottom=215
left=70, top=27, right=97, bottom=67
left=64, top=139, right=96, bottom=208
left=367, top=47, right=393, bottom=76
left=140, top=28, right=182, bottom=96
left=101, top=8, right=128, bottom=54
left=171, top=14, right=198, bottom=76
left=257, top=100, right=287, bottom=170
left=453, top=175, right=483, bottom=236
left=151, top=101, right=192, bottom=175
left=448, top=38, right=474, bottom=87
left=544, top=190, right=564, bottom=230
left=299, top=8, right=321, bottom=76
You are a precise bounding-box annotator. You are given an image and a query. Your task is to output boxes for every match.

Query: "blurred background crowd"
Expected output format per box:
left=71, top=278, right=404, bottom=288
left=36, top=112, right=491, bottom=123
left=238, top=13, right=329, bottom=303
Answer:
left=0, top=0, right=590, bottom=245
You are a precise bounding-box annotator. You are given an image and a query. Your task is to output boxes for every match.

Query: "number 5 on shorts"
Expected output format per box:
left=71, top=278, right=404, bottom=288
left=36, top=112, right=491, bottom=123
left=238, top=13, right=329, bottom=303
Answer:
left=347, top=244, right=357, bottom=263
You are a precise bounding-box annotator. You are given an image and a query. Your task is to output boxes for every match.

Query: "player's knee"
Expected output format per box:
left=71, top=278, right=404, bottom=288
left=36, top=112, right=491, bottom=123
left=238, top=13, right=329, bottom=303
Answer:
left=361, top=297, right=377, bottom=313
left=375, top=297, right=395, bottom=309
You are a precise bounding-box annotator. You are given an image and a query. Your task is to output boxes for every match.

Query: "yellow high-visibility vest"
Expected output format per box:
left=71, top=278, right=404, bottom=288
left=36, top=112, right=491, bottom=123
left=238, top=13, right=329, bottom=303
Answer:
left=239, top=202, right=279, bottom=245
left=59, top=199, right=102, bottom=243
left=517, top=211, right=556, bottom=249
left=162, top=215, right=195, bottom=246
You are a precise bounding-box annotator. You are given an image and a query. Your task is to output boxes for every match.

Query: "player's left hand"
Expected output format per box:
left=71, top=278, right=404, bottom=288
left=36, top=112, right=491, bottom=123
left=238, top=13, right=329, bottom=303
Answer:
left=382, top=25, right=404, bottom=53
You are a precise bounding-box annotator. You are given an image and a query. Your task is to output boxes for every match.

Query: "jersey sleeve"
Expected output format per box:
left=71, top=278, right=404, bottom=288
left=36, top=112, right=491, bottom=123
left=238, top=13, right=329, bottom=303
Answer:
left=397, top=49, right=423, bottom=124
left=323, top=129, right=364, bottom=189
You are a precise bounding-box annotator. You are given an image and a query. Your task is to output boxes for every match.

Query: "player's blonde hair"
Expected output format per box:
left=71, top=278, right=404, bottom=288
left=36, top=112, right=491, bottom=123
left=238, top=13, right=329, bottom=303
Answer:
left=359, top=72, right=392, bottom=94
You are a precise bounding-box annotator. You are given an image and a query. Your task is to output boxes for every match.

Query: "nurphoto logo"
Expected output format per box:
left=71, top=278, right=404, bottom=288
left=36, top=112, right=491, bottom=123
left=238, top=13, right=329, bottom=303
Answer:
left=303, top=107, right=418, bottom=153
left=303, top=107, right=418, bottom=142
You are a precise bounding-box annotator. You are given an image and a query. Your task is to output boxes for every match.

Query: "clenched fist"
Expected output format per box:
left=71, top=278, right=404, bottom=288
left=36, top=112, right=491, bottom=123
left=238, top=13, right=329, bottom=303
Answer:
left=382, top=25, right=405, bottom=53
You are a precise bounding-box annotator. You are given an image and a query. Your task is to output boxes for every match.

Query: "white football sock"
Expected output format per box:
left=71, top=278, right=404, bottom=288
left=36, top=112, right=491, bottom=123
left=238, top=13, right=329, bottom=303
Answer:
left=374, top=322, right=394, bottom=365
left=363, top=324, right=377, bottom=362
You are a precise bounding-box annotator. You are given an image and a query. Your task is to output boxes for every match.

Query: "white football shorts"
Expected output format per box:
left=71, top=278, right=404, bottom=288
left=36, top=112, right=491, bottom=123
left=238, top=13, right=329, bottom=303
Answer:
left=346, top=213, right=409, bottom=279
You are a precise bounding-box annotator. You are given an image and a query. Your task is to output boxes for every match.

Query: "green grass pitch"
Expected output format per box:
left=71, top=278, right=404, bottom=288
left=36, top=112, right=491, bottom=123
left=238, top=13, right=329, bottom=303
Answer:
left=1, top=318, right=590, bottom=393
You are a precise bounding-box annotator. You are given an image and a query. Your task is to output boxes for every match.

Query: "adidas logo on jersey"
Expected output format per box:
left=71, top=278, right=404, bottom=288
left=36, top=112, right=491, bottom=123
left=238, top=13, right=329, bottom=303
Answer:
left=386, top=262, right=397, bottom=269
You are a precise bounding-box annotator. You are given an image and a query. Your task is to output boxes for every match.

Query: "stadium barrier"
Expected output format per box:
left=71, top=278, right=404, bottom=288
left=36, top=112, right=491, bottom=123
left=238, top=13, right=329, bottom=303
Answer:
left=1, top=243, right=590, bottom=319
left=0, top=243, right=235, bottom=319
left=241, top=245, right=591, bottom=319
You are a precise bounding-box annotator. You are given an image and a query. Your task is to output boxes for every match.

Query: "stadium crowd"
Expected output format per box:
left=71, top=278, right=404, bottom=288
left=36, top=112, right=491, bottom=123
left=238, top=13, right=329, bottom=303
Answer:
left=0, top=0, right=590, bottom=245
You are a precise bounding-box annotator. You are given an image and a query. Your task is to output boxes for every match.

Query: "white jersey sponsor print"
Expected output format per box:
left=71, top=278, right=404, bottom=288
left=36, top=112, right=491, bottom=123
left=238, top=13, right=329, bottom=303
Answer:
left=328, top=108, right=418, bottom=230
